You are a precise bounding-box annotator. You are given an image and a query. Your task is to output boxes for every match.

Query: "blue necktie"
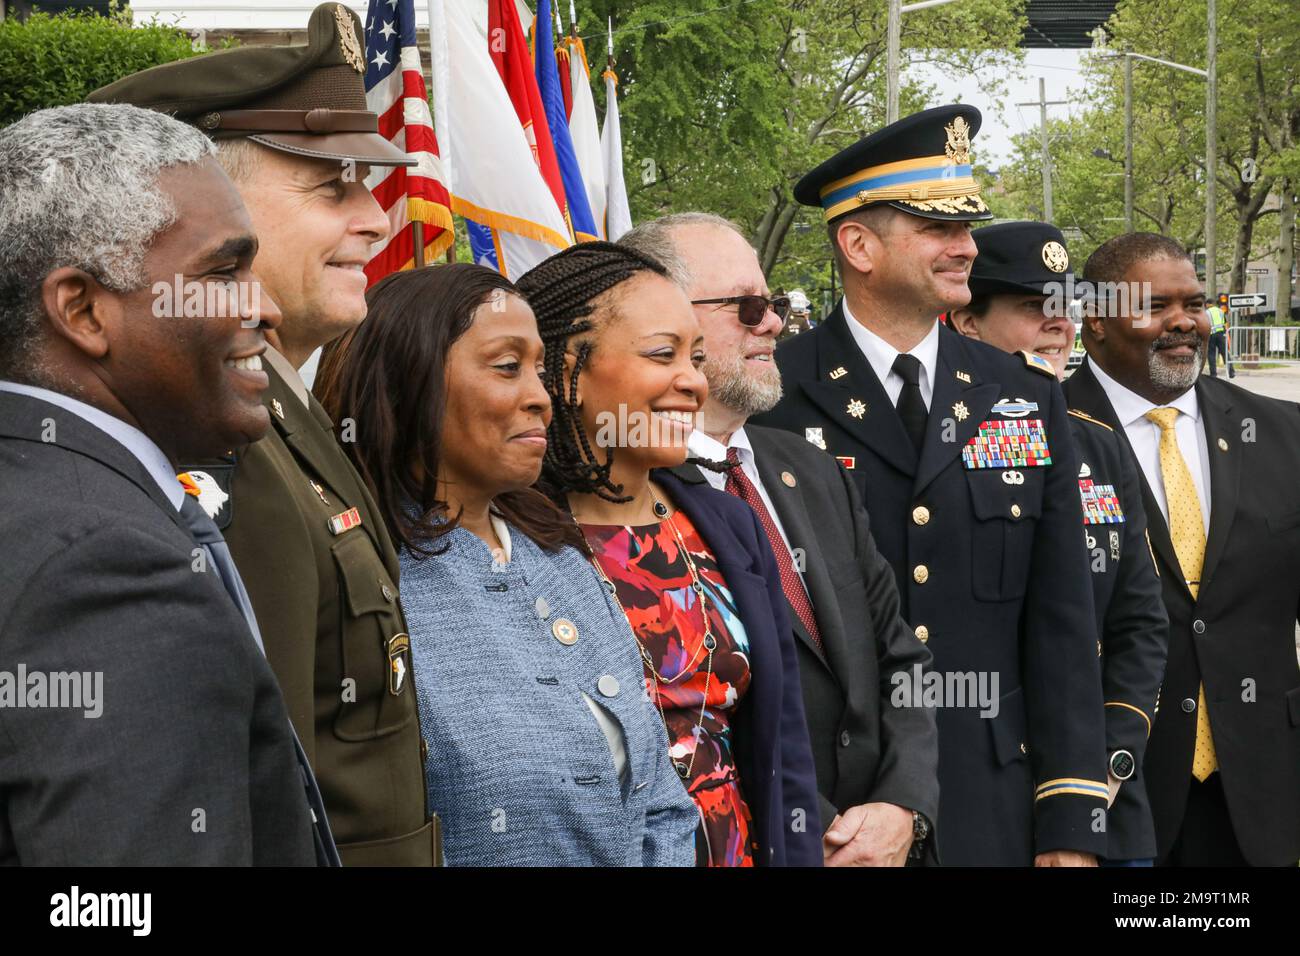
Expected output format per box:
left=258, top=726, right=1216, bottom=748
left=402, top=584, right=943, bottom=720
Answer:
left=178, top=489, right=341, bottom=866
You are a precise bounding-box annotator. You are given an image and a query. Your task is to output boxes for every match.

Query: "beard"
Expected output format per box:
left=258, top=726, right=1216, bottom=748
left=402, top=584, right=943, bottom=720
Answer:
left=1147, top=332, right=1204, bottom=392
left=703, top=350, right=783, bottom=418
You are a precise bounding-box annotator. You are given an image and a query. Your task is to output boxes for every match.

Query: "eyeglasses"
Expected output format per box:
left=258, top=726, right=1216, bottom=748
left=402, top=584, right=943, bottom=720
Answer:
left=690, top=291, right=791, bottom=328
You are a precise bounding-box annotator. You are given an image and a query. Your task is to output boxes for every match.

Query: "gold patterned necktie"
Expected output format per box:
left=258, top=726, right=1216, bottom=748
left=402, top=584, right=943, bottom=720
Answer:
left=1144, top=408, right=1216, bottom=780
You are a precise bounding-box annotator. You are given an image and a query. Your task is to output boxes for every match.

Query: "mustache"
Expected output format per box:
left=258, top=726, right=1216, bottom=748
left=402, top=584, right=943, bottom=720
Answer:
left=1151, top=332, right=1202, bottom=352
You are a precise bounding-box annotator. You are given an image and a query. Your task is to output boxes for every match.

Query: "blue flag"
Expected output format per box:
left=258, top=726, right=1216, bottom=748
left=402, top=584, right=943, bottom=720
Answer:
left=534, top=0, right=598, bottom=241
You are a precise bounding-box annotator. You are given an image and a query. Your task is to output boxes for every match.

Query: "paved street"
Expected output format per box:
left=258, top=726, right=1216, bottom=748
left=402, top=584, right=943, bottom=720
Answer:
left=1218, top=364, right=1300, bottom=404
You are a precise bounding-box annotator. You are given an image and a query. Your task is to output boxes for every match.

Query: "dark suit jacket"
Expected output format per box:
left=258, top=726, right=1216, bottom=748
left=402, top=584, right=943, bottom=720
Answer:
left=654, top=470, right=824, bottom=865
left=1065, top=408, right=1169, bottom=860
left=754, top=308, right=1108, bottom=865
left=0, top=391, right=316, bottom=865
left=675, top=426, right=939, bottom=844
left=190, top=361, right=436, bottom=865
left=1064, top=359, right=1300, bottom=866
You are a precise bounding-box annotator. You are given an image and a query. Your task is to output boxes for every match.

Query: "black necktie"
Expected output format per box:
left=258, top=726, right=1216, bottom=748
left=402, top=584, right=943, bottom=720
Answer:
left=891, top=353, right=928, bottom=454
left=178, top=491, right=341, bottom=867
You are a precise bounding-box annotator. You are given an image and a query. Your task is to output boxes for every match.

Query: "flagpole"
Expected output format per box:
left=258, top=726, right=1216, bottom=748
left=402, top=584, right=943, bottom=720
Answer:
left=413, top=221, right=425, bottom=267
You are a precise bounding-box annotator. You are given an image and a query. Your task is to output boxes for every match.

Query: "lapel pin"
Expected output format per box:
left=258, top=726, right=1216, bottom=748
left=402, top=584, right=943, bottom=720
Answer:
left=956, top=370, right=972, bottom=384
left=309, top=480, right=329, bottom=505
left=552, top=618, right=579, bottom=646
left=829, top=366, right=847, bottom=380
left=1217, top=438, right=1228, bottom=451
left=847, top=398, right=867, bottom=419
left=952, top=401, right=969, bottom=422
left=805, top=427, right=826, bottom=449
left=1079, top=461, right=1091, bottom=478
left=270, top=398, right=285, bottom=420
left=836, top=456, right=856, bottom=470
left=781, top=471, right=797, bottom=487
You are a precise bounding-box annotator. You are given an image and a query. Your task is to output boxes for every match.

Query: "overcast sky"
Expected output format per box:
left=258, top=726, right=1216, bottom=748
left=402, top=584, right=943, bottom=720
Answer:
left=910, top=48, right=1091, bottom=172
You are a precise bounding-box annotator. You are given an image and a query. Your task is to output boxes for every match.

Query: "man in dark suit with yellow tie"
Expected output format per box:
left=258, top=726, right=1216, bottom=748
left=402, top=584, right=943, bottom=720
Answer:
left=1064, top=232, right=1300, bottom=865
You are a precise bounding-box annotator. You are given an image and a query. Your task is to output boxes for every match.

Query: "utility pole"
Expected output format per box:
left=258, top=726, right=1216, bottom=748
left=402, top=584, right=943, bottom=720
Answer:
left=1017, top=79, right=1068, bottom=224
left=1206, top=0, right=1218, bottom=298
left=1124, top=55, right=1134, bottom=232
left=886, top=0, right=967, bottom=124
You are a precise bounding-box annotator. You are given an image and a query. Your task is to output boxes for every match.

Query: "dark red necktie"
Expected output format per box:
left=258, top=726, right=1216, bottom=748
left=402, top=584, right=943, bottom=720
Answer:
left=723, top=448, right=823, bottom=652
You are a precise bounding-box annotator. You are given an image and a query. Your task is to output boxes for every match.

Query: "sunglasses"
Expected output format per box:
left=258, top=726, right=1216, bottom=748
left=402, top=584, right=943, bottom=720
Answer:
left=691, top=291, right=791, bottom=328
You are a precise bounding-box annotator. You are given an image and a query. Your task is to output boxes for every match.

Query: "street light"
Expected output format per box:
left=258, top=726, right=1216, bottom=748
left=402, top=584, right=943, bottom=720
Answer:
left=887, top=0, right=969, bottom=124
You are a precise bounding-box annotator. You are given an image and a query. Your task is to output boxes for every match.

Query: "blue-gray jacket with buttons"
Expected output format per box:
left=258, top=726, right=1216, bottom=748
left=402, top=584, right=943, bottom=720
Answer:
left=400, top=521, right=698, bottom=866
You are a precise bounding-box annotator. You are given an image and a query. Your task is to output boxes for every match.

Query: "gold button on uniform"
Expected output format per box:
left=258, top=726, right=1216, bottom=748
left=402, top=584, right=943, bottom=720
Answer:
left=913, top=565, right=929, bottom=584
left=912, top=506, right=930, bottom=526
left=1019, top=742, right=1028, bottom=755
left=552, top=618, right=578, bottom=646
left=914, top=625, right=929, bottom=643
left=1010, top=503, right=1022, bottom=518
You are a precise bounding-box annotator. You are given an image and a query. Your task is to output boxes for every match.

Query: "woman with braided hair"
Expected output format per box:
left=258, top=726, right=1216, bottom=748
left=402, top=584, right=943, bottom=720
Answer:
left=318, top=262, right=698, bottom=867
left=517, top=242, right=823, bottom=867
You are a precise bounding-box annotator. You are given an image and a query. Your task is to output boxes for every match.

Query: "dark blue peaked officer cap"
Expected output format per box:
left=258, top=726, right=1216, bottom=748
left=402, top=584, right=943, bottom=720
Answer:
left=968, top=221, right=1073, bottom=297
left=795, top=104, right=994, bottom=224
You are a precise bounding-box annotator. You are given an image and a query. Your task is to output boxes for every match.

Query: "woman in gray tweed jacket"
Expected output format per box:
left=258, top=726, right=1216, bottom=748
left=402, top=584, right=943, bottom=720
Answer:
left=318, top=263, right=697, bottom=866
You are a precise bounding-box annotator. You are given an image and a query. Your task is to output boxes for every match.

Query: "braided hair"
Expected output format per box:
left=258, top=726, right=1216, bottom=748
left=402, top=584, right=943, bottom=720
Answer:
left=515, top=241, right=671, bottom=503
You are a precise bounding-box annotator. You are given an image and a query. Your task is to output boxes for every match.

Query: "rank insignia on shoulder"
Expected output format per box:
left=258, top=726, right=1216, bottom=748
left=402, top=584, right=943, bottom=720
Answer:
left=180, top=464, right=235, bottom=529
left=805, top=427, right=827, bottom=450
left=1020, top=350, right=1056, bottom=377
left=962, top=419, right=1052, bottom=469
left=1078, top=478, right=1125, bottom=524
left=1067, top=408, right=1113, bottom=431
left=829, top=366, right=847, bottom=380
left=387, top=633, right=411, bottom=696
left=836, top=455, right=856, bottom=470
left=991, top=398, right=1039, bottom=418
left=328, top=506, right=362, bottom=535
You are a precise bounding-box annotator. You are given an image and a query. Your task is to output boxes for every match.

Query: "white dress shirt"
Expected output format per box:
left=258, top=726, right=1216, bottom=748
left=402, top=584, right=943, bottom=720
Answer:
left=842, top=299, right=941, bottom=410
left=1088, top=360, right=1212, bottom=534
left=687, top=426, right=812, bottom=604
left=0, top=380, right=184, bottom=511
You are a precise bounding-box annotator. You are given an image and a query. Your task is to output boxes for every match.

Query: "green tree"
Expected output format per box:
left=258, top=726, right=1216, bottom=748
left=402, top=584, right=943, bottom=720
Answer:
left=0, top=5, right=203, bottom=128
left=583, top=0, right=1026, bottom=300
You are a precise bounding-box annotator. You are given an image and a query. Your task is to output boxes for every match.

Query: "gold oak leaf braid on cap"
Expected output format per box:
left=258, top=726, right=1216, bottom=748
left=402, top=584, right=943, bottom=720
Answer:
left=515, top=241, right=670, bottom=504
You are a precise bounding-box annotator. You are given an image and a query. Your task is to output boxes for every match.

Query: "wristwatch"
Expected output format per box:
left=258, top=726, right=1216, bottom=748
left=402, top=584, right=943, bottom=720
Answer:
left=1108, top=749, right=1136, bottom=781
left=911, top=810, right=931, bottom=844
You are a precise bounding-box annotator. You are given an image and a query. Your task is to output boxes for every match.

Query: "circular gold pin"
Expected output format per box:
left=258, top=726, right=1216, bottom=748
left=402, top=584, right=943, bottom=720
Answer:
left=1010, top=503, right=1022, bottom=519
left=781, top=471, right=796, bottom=487
left=1217, top=438, right=1228, bottom=451
left=552, top=618, right=578, bottom=646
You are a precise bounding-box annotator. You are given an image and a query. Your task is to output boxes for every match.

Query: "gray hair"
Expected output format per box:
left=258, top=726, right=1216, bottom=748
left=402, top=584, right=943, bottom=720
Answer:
left=0, top=102, right=216, bottom=377
left=619, top=212, right=746, bottom=290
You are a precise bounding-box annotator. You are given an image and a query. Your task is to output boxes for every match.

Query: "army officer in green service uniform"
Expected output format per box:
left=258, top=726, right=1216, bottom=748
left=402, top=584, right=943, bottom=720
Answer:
left=89, top=3, right=438, bottom=865
left=948, top=221, right=1169, bottom=865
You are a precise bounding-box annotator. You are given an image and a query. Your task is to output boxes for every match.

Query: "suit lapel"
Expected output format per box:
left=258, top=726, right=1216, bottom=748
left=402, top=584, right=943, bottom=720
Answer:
left=1196, top=379, right=1240, bottom=593
left=799, top=304, right=916, bottom=477
left=1066, top=360, right=1183, bottom=593
left=914, top=326, right=1000, bottom=494
left=746, top=434, right=837, bottom=673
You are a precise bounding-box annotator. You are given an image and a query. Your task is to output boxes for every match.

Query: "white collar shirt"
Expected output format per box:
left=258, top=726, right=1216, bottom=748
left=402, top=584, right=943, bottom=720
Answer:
left=841, top=299, right=940, bottom=410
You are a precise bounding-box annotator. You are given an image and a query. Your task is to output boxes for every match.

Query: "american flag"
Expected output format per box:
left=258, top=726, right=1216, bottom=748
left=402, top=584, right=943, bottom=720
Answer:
left=363, top=0, right=454, bottom=286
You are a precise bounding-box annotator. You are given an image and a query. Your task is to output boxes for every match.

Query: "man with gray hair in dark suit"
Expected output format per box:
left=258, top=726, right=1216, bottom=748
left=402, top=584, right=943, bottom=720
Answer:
left=0, top=103, right=328, bottom=865
left=623, top=213, right=940, bottom=866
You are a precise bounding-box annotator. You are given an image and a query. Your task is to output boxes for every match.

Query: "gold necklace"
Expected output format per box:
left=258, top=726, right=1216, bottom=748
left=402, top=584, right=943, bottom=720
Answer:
left=575, top=490, right=716, bottom=781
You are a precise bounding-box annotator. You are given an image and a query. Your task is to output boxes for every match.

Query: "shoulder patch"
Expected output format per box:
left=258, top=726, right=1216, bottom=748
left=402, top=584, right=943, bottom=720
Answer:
left=1067, top=408, right=1114, bottom=432
left=180, top=455, right=237, bottom=530
left=1020, top=349, right=1057, bottom=377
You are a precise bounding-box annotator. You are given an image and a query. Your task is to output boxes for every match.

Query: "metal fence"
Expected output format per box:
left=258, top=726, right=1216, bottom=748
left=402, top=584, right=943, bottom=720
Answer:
left=1227, top=325, right=1300, bottom=365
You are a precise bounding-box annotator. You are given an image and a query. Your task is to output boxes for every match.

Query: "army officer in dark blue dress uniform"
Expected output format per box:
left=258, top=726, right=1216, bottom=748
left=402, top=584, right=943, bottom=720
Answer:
left=948, top=221, right=1169, bottom=865
left=753, top=106, right=1109, bottom=866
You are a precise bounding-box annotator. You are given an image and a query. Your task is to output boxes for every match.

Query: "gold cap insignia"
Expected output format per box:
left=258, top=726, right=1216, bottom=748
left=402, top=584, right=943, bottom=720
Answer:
left=335, top=4, right=366, bottom=74
left=945, top=116, right=972, bottom=166
left=1041, top=240, right=1069, bottom=273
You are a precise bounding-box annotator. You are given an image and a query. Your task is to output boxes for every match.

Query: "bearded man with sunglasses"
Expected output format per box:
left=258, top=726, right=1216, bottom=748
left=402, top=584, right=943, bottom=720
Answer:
left=750, top=107, right=1108, bottom=867
left=622, top=213, right=940, bottom=867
